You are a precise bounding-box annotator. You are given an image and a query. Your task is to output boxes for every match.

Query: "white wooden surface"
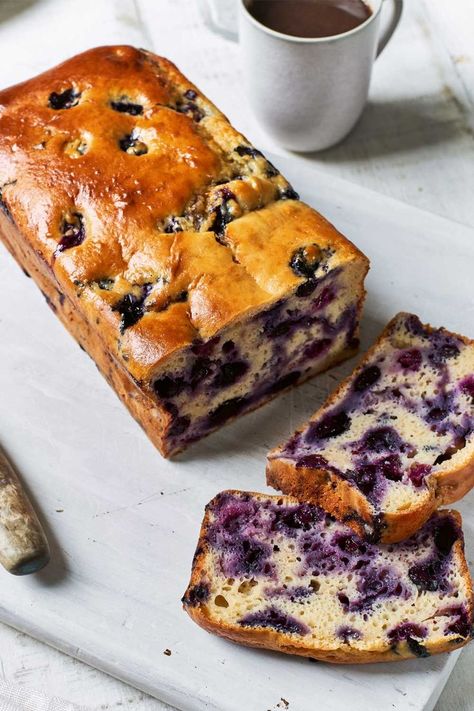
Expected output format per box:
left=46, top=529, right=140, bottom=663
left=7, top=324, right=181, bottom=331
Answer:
left=0, top=0, right=472, bottom=709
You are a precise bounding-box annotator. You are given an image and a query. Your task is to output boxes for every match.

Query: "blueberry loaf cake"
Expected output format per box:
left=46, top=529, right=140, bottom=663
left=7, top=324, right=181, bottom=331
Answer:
left=267, top=313, right=474, bottom=543
left=183, top=491, right=473, bottom=663
left=0, top=46, right=368, bottom=457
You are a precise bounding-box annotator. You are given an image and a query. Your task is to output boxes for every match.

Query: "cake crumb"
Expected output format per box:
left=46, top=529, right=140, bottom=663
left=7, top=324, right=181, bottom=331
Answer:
left=163, top=649, right=172, bottom=656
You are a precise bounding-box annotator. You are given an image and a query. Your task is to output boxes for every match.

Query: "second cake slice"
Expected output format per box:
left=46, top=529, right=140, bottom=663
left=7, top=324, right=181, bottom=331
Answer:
left=183, top=491, right=473, bottom=663
left=267, top=313, right=474, bottom=543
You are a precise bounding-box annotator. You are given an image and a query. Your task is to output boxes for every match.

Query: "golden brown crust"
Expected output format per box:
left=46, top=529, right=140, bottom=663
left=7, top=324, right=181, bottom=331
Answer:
left=267, top=313, right=474, bottom=543
left=185, top=607, right=470, bottom=664
left=183, top=492, right=473, bottom=664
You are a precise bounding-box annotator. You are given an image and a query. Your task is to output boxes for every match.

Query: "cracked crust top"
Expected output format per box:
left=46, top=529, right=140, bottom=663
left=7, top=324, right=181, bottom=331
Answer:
left=0, top=45, right=367, bottom=384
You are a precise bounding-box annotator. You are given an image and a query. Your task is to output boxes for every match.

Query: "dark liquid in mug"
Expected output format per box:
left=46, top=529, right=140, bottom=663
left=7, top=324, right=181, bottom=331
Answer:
left=247, top=0, right=372, bottom=39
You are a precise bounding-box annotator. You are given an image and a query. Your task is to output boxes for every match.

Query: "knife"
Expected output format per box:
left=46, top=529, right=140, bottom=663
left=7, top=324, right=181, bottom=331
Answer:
left=0, top=447, right=50, bottom=575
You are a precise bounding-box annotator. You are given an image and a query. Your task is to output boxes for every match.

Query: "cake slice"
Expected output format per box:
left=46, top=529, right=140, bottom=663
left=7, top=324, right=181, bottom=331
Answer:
left=183, top=491, right=473, bottom=664
left=267, top=313, right=474, bottom=543
left=0, top=45, right=369, bottom=458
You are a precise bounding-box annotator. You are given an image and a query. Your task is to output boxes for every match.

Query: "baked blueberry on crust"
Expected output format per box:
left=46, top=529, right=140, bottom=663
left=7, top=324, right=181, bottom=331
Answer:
left=183, top=491, right=473, bottom=663
left=267, top=313, right=474, bottom=543
left=0, top=45, right=368, bottom=457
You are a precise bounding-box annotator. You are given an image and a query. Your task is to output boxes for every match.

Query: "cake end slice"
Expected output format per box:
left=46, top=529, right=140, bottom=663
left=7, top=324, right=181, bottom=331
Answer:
left=183, top=490, right=473, bottom=664
left=267, top=313, right=474, bottom=543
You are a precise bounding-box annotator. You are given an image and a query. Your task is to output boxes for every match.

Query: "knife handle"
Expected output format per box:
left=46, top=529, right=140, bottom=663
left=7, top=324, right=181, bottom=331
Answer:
left=0, top=448, right=50, bottom=575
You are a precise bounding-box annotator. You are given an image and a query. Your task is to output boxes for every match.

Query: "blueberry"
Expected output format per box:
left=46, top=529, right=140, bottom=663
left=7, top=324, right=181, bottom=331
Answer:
left=191, top=336, right=220, bottom=357
left=356, top=566, right=403, bottom=609
left=213, top=361, right=248, bottom=388
left=176, top=99, right=204, bottom=122
left=234, top=145, right=263, bottom=159
left=447, top=612, right=471, bottom=638
left=0, top=191, right=13, bottom=222
left=408, top=463, right=431, bottom=487
left=240, top=538, right=269, bottom=574
left=307, top=410, right=351, bottom=441
left=119, top=131, right=148, bottom=155
left=110, top=98, right=143, bottom=115
left=113, top=293, right=143, bottom=331
left=335, top=534, right=366, bottom=555
left=184, top=89, right=198, bottom=100
left=219, top=503, right=254, bottom=535
left=367, top=513, right=387, bottom=544
left=407, top=638, right=430, bottom=657
left=55, top=212, right=85, bottom=254
left=154, top=375, right=185, bottom=400
left=267, top=371, right=301, bottom=393
left=408, top=560, right=442, bottom=591
left=190, top=357, right=213, bottom=386
left=427, top=406, right=448, bottom=422
left=97, top=278, right=114, bottom=290
left=338, top=626, right=362, bottom=642
left=265, top=160, right=279, bottom=178
left=207, top=396, right=248, bottom=427
left=434, top=516, right=459, bottom=556
left=48, top=88, right=80, bottom=110
left=168, top=416, right=190, bottom=437
left=377, top=454, right=403, bottom=481
left=265, top=319, right=292, bottom=338
left=388, top=622, right=427, bottom=643
left=404, top=314, right=426, bottom=337
left=304, top=338, right=331, bottom=360
left=280, top=186, right=300, bottom=200
left=353, top=465, right=377, bottom=496
left=398, top=348, right=422, bottom=371
left=182, top=582, right=210, bottom=606
left=444, top=607, right=472, bottom=638
left=290, top=244, right=321, bottom=278
left=239, top=607, right=309, bottom=635
left=215, top=532, right=274, bottom=578
left=210, top=203, right=232, bottom=239
left=429, top=342, right=460, bottom=367
left=163, top=401, right=178, bottom=417
left=460, top=376, right=474, bottom=400
left=313, top=286, right=335, bottom=311
left=353, top=365, right=381, bottom=392
left=222, top=340, right=235, bottom=354
left=362, top=427, right=402, bottom=453
left=296, top=278, right=318, bottom=298
left=272, top=504, right=323, bottom=534
left=112, top=283, right=151, bottom=333
left=286, top=586, right=314, bottom=601
left=434, top=437, right=466, bottom=466
left=210, top=187, right=236, bottom=239
left=163, top=216, right=183, bottom=233
left=296, top=454, right=328, bottom=469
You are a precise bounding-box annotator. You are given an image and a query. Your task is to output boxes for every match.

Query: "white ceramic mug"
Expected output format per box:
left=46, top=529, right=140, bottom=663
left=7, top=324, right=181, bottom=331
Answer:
left=200, top=0, right=403, bottom=151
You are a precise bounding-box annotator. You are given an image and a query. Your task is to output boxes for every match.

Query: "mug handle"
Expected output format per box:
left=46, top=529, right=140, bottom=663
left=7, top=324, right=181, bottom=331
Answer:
left=376, top=0, right=403, bottom=57
left=198, top=0, right=239, bottom=42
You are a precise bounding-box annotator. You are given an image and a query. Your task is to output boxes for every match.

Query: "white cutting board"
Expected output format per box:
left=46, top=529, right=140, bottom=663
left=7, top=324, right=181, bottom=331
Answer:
left=0, top=154, right=472, bottom=711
